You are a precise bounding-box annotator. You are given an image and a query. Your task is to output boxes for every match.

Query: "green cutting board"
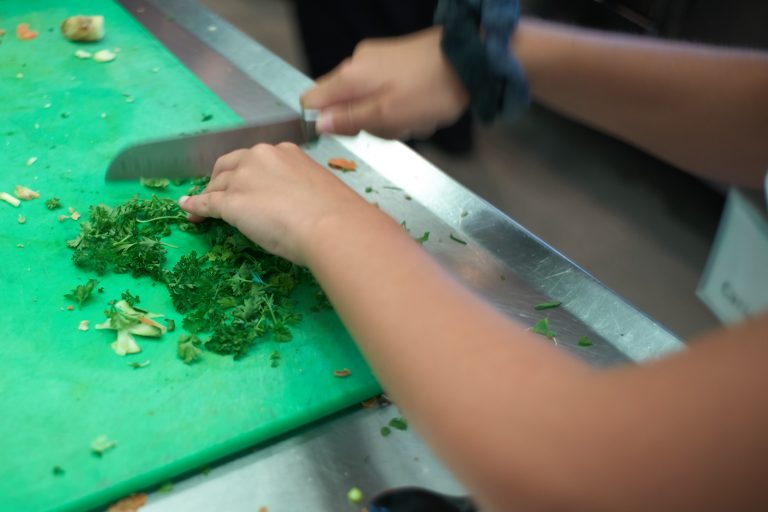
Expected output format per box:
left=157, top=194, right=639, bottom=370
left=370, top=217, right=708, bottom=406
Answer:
left=0, top=2, right=380, bottom=511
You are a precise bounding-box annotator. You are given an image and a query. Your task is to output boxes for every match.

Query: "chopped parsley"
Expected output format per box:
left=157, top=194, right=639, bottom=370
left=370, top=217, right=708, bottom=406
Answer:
left=389, top=417, right=408, bottom=431
left=531, top=318, right=556, bottom=340
left=578, top=336, right=593, bottom=347
left=449, top=233, right=467, bottom=245
left=45, top=197, right=62, bottom=210
left=178, top=334, right=203, bottom=364
left=67, top=194, right=318, bottom=360
left=414, top=231, right=430, bottom=244
left=534, top=301, right=561, bottom=311
left=140, top=177, right=170, bottom=190
left=64, top=278, right=99, bottom=308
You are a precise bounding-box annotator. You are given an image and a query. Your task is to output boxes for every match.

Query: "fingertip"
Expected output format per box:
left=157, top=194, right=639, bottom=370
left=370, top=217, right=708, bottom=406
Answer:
left=178, top=195, right=190, bottom=206
left=316, top=111, right=334, bottom=133
left=300, top=88, right=318, bottom=110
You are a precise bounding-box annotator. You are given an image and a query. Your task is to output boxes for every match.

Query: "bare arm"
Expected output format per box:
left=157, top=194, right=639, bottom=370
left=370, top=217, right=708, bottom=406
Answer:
left=514, top=19, right=768, bottom=188
left=302, top=23, right=768, bottom=188
left=180, top=144, right=768, bottom=511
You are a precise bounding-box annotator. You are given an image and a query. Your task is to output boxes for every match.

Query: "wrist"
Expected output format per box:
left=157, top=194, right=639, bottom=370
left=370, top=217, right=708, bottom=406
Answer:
left=435, top=0, right=529, bottom=122
left=301, top=201, right=395, bottom=270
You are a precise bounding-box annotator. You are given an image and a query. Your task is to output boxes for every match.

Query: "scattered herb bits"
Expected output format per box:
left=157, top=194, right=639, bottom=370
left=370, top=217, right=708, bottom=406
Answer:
left=449, top=233, right=467, bottom=245
left=578, top=336, right=593, bottom=347
left=414, top=231, right=430, bottom=245
left=269, top=351, right=280, bottom=368
left=380, top=426, right=391, bottom=437
left=68, top=195, right=320, bottom=362
left=333, top=368, right=352, bottom=378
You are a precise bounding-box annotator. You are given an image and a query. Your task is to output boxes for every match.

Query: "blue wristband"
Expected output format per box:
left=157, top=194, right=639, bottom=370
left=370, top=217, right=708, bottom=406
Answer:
left=435, top=0, right=529, bottom=122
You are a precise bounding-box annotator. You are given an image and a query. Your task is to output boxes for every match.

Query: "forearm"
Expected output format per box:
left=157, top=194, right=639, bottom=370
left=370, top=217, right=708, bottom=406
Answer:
left=303, top=206, right=768, bottom=511
left=304, top=207, right=595, bottom=509
left=513, top=18, right=768, bottom=187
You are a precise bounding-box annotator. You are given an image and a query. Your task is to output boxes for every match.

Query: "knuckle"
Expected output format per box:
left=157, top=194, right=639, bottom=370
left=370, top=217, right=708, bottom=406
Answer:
left=276, top=142, right=299, bottom=152
left=250, top=142, right=275, bottom=155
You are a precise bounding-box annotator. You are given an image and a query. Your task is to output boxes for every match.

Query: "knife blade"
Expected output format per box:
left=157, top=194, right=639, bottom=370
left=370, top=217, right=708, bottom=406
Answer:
left=105, top=112, right=318, bottom=181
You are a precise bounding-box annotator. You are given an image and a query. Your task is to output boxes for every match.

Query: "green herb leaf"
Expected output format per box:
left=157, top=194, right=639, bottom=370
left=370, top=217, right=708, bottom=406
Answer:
left=45, top=197, right=62, bottom=210
left=140, top=177, right=170, bottom=190
left=389, top=417, right=408, bottom=431
left=414, top=231, right=430, bottom=245
left=380, top=426, right=391, bottom=437
left=449, top=233, right=467, bottom=245
left=531, top=318, right=557, bottom=340
left=578, top=336, right=593, bottom=347
left=64, top=278, right=99, bottom=308
left=121, top=289, right=141, bottom=307
left=534, top=301, right=562, bottom=311
left=178, top=334, right=203, bottom=364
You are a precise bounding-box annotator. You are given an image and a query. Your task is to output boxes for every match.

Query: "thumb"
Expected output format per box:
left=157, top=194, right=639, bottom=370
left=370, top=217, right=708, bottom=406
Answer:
left=318, top=95, right=408, bottom=139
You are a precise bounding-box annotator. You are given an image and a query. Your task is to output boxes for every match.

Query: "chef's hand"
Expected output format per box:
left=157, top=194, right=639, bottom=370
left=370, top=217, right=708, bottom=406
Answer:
left=301, top=27, right=469, bottom=140
left=178, top=143, right=374, bottom=265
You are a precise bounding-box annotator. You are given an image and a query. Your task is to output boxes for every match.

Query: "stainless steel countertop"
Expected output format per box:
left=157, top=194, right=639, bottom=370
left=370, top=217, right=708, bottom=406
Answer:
left=112, top=1, right=686, bottom=510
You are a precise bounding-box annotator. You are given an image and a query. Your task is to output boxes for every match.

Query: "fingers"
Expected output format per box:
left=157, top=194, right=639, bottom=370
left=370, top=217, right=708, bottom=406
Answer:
left=318, top=96, right=404, bottom=138
left=302, top=58, right=382, bottom=111
left=179, top=191, right=227, bottom=221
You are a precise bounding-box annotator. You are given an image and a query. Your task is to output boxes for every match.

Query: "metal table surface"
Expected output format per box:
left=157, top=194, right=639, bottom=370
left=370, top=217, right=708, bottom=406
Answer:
left=111, top=1, right=686, bottom=510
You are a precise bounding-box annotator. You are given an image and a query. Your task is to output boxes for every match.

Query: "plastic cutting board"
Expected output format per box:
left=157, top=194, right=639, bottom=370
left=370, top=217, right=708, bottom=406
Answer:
left=0, top=2, right=380, bottom=510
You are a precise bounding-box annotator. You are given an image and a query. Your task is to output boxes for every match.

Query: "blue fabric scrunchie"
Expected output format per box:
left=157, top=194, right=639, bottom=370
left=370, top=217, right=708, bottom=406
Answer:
left=434, top=0, right=529, bottom=122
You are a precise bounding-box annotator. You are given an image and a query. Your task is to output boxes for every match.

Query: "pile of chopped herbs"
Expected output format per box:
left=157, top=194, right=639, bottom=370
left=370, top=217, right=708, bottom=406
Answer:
left=67, top=194, right=319, bottom=359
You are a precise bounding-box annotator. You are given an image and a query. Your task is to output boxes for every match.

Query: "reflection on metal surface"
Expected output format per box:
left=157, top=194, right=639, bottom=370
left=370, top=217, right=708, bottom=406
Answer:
left=123, top=1, right=685, bottom=510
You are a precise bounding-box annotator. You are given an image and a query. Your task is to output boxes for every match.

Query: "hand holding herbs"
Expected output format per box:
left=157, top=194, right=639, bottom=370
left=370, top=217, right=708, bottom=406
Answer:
left=68, top=194, right=321, bottom=360
left=179, top=143, right=374, bottom=266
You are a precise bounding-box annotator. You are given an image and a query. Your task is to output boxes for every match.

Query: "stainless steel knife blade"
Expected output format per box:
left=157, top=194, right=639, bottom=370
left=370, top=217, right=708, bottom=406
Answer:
left=105, top=114, right=316, bottom=181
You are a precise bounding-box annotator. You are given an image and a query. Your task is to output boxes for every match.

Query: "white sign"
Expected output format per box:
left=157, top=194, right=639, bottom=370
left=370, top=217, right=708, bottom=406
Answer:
left=697, top=189, right=768, bottom=324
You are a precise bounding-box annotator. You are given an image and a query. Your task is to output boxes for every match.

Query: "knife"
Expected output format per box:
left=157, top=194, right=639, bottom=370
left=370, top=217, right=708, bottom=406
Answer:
left=105, top=109, right=319, bottom=181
